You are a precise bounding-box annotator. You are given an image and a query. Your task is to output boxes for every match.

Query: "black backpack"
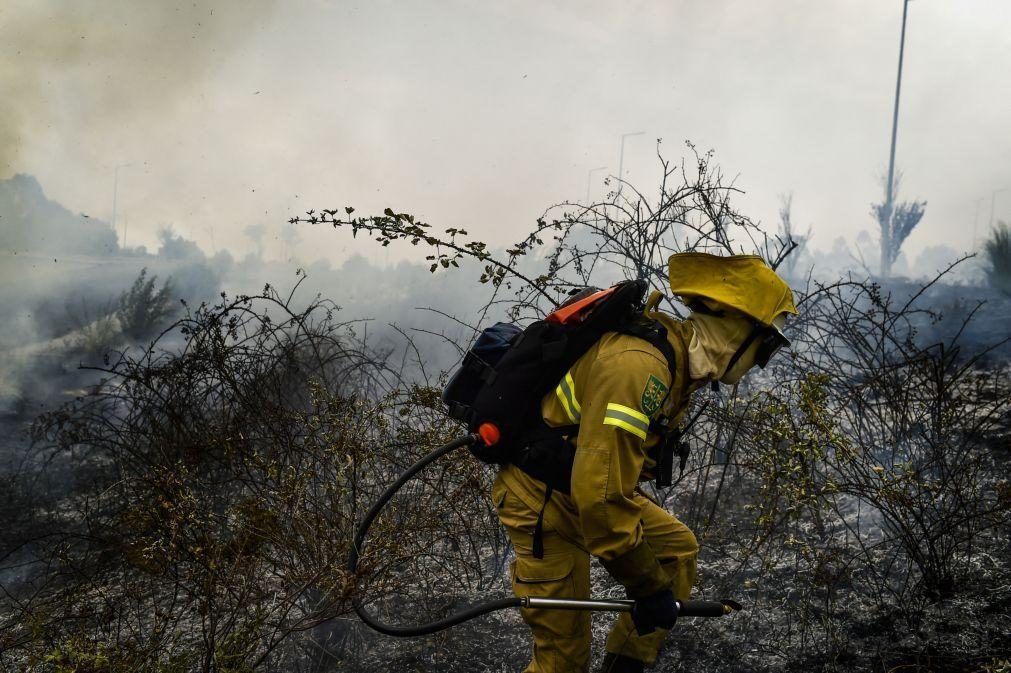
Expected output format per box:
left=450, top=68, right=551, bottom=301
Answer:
left=442, top=279, right=680, bottom=481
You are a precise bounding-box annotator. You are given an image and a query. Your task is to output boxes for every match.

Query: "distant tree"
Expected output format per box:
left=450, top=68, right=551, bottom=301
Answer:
left=116, top=268, right=176, bottom=340
left=157, top=226, right=204, bottom=260
left=983, top=220, right=1011, bottom=296
left=913, top=244, right=975, bottom=283
left=777, top=193, right=810, bottom=279
left=281, top=220, right=302, bottom=261
left=244, top=222, right=268, bottom=260
left=872, top=173, right=926, bottom=278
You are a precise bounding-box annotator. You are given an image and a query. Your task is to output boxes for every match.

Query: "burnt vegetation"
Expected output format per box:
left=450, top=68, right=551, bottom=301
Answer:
left=2, top=146, right=1010, bottom=672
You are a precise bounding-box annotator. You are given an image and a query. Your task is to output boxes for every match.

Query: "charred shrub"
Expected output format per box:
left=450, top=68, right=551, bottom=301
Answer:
left=3, top=279, right=488, bottom=671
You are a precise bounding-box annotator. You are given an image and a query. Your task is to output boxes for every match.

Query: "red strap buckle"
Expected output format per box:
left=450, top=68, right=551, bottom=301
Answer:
left=546, top=286, right=617, bottom=325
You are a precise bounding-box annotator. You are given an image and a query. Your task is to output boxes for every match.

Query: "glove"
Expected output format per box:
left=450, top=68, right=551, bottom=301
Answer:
left=631, top=588, right=678, bottom=635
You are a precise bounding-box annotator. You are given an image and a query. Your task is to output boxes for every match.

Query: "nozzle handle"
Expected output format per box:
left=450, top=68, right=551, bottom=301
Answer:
left=522, top=597, right=739, bottom=617
left=678, top=600, right=735, bottom=617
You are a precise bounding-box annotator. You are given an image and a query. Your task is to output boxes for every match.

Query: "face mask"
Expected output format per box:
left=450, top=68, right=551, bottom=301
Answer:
left=688, top=312, right=788, bottom=384
left=685, top=312, right=754, bottom=382
left=719, top=314, right=789, bottom=384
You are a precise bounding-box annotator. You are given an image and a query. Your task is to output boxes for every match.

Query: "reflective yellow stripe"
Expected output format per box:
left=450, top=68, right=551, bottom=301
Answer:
left=605, top=402, right=649, bottom=426
left=555, top=371, right=581, bottom=423
left=565, top=372, right=581, bottom=415
left=555, top=385, right=577, bottom=423
left=603, top=402, right=650, bottom=440
left=603, top=417, right=648, bottom=440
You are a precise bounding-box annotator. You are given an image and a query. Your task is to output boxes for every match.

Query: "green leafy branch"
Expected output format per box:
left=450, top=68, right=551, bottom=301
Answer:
left=289, top=207, right=555, bottom=303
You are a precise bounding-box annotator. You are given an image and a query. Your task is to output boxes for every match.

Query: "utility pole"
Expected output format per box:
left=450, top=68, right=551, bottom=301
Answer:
left=112, top=163, right=134, bottom=249
left=990, top=188, right=1008, bottom=231
left=973, top=197, right=983, bottom=250
left=881, top=0, right=911, bottom=277
left=617, top=132, right=644, bottom=197
left=205, top=223, right=217, bottom=255
left=586, top=166, right=607, bottom=203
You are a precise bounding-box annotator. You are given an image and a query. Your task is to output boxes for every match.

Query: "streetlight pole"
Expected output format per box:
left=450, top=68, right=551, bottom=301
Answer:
left=881, top=0, right=911, bottom=277
left=617, top=131, right=644, bottom=197
left=586, top=166, right=608, bottom=203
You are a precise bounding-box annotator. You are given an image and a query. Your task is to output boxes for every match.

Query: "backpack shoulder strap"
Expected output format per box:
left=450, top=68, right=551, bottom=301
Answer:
left=618, top=319, right=698, bottom=488
left=617, top=318, right=679, bottom=385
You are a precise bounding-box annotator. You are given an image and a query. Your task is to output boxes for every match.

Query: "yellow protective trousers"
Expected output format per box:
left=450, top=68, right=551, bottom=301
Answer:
left=493, top=479, right=698, bottom=672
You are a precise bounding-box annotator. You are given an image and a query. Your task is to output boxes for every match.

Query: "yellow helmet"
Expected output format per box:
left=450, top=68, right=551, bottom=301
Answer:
left=667, top=252, right=798, bottom=327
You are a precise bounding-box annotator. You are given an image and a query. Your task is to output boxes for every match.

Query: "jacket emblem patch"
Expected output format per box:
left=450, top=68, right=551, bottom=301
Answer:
left=641, top=374, right=668, bottom=416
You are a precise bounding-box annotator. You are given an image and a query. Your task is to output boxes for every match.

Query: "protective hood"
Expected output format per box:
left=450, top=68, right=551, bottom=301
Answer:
left=668, top=253, right=798, bottom=327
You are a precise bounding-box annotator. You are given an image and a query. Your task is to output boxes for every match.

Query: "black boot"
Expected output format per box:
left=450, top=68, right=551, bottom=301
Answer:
left=599, top=652, right=645, bottom=673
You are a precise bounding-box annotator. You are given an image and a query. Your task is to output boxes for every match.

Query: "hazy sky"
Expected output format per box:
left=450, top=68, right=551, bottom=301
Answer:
left=3, top=0, right=1010, bottom=267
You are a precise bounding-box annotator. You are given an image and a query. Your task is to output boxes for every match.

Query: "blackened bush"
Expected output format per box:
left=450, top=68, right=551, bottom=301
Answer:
left=2, top=280, right=498, bottom=672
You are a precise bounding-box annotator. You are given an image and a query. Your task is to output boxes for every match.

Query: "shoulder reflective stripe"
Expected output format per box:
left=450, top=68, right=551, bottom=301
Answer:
left=603, top=402, right=649, bottom=440
left=555, top=385, right=578, bottom=423
left=565, top=372, right=581, bottom=415
left=555, top=371, right=581, bottom=423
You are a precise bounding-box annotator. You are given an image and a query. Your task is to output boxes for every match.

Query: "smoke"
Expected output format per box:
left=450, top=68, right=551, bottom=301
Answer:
left=0, top=0, right=278, bottom=416
left=0, top=177, right=231, bottom=428
left=0, top=0, right=277, bottom=175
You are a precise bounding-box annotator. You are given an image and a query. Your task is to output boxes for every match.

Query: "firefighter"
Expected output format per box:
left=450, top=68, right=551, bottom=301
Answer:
left=492, top=253, right=798, bottom=672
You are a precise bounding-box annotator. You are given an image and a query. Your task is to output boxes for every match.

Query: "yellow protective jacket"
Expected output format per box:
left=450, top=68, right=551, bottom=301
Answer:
left=494, top=313, right=699, bottom=597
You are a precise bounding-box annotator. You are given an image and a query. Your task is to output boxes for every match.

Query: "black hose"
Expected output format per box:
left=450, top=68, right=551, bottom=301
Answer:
left=348, top=433, right=738, bottom=637
left=358, top=596, right=523, bottom=638
left=349, top=433, right=494, bottom=637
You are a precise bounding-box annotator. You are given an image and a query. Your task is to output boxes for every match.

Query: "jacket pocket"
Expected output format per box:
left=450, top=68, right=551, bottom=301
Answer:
left=491, top=480, right=507, bottom=509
